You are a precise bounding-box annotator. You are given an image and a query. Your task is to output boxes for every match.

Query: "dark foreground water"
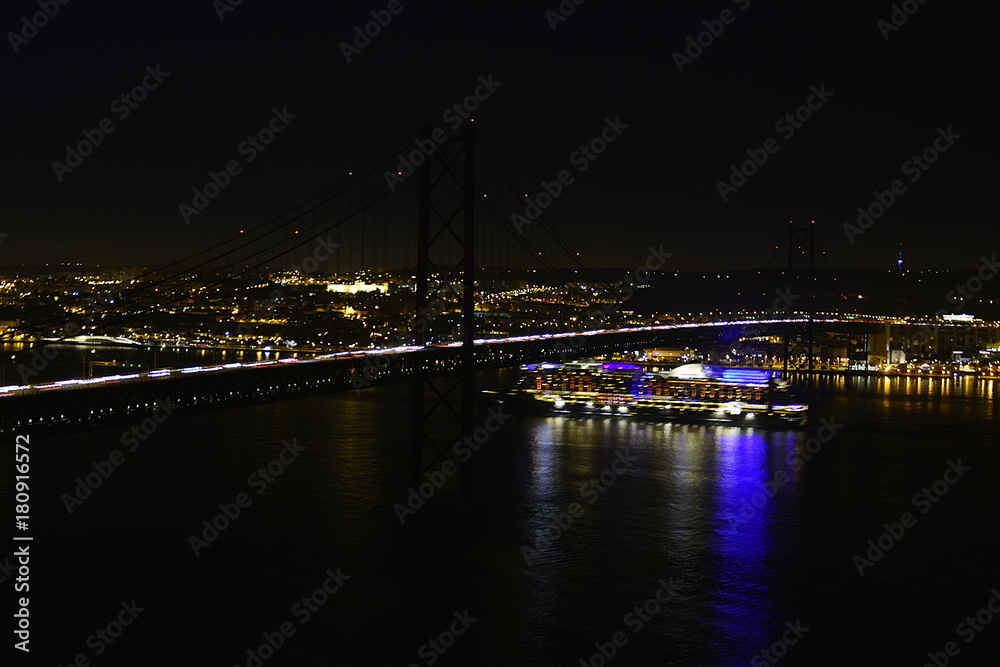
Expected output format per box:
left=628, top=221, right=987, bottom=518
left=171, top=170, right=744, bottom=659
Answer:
left=3, top=373, right=999, bottom=666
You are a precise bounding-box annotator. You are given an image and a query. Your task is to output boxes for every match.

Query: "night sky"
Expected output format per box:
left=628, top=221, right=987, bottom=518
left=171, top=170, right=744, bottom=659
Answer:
left=4, top=0, right=998, bottom=270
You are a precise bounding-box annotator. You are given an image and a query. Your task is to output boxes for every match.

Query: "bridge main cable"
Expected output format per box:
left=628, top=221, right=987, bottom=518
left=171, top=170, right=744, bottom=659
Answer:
left=6, top=132, right=420, bottom=344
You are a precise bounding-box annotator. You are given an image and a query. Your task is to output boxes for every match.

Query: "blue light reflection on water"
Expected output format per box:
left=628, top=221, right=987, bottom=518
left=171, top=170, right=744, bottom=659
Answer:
left=18, top=372, right=1000, bottom=665
left=512, top=416, right=813, bottom=664
left=710, top=427, right=779, bottom=657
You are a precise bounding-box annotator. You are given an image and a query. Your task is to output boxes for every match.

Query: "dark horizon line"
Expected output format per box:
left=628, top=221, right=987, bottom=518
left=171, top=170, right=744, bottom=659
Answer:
left=0, top=263, right=981, bottom=274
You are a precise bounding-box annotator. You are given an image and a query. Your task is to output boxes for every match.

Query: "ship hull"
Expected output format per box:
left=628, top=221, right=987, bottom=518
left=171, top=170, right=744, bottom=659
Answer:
left=484, top=390, right=808, bottom=428
left=486, top=361, right=810, bottom=428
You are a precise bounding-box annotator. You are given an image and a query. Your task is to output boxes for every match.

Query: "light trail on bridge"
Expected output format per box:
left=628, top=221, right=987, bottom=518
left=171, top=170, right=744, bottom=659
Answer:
left=0, top=316, right=888, bottom=398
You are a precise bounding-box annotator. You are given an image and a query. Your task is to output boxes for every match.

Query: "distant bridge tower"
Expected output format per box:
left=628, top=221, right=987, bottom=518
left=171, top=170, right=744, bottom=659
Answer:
left=410, top=122, right=477, bottom=501
left=782, top=220, right=815, bottom=378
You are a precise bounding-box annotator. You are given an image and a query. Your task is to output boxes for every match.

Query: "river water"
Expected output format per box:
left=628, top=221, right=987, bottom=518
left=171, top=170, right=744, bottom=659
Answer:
left=5, top=372, right=999, bottom=665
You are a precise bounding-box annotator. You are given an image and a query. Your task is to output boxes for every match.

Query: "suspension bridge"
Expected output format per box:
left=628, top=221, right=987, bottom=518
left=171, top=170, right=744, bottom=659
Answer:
left=1, top=121, right=910, bottom=490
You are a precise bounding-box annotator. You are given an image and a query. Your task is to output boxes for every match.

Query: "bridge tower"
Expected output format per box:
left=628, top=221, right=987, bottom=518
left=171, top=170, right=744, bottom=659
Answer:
left=409, top=123, right=477, bottom=500
left=782, top=220, right=815, bottom=379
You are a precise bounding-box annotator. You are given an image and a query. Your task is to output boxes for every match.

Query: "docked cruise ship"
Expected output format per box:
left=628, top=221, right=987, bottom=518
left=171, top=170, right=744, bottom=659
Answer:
left=489, top=361, right=809, bottom=426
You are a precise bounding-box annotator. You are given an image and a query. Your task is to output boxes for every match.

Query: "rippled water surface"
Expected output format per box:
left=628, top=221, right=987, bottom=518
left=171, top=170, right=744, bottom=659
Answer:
left=6, top=373, right=999, bottom=665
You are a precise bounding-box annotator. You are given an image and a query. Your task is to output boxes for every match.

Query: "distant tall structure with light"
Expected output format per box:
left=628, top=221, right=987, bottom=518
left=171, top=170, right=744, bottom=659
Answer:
left=897, top=242, right=904, bottom=275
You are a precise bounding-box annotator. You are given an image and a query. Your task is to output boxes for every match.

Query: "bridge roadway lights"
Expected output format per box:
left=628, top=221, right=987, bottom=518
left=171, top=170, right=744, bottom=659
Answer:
left=0, top=321, right=885, bottom=434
